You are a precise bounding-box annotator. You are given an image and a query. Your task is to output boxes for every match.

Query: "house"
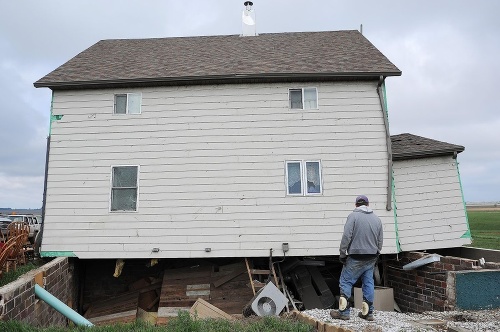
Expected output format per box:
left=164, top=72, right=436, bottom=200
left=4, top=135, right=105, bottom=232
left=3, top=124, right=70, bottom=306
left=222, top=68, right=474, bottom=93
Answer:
left=34, top=30, right=470, bottom=260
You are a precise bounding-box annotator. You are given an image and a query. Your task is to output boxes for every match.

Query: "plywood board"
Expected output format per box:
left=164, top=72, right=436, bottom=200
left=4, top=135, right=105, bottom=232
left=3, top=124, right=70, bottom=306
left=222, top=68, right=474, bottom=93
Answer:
left=190, top=298, right=235, bottom=320
left=84, top=292, right=139, bottom=319
left=88, top=309, right=137, bottom=326
left=159, top=265, right=212, bottom=307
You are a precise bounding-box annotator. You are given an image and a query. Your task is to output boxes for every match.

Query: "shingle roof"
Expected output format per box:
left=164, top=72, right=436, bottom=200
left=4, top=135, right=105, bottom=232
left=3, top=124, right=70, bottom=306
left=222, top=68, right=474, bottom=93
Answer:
left=391, top=133, right=465, bottom=161
left=34, top=30, right=401, bottom=89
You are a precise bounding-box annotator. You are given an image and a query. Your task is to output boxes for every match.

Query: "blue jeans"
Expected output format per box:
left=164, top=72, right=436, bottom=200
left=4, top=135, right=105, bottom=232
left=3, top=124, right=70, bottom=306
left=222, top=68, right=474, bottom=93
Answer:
left=338, top=256, right=378, bottom=316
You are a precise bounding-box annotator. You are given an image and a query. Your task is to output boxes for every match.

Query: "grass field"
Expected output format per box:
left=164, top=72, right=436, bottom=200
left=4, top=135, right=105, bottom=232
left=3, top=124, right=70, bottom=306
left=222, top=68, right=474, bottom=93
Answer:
left=0, top=311, right=314, bottom=332
left=466, top=209, right=500, bottom=250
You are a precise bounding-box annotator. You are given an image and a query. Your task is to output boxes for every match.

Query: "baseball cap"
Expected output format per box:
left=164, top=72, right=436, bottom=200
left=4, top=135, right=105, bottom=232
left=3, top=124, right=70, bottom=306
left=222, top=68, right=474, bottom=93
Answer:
left=355, top=195, right=369, bottom=204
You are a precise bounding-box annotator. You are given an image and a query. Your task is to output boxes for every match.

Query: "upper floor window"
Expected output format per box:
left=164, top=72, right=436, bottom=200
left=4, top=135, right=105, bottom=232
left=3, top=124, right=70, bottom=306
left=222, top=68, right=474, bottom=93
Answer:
left=114, top=93, right=141, bottom=114
left=110, top=166, right=139, bottom=211
left=286, top=160, right=322, bottom=195
left=289, top=88, right=318, bottom=109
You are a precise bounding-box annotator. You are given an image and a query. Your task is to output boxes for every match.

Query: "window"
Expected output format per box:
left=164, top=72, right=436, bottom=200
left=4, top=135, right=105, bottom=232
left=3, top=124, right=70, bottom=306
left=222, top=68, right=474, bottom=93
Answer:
left=289, top=87, right=318, bottom=109
left=286, top=162, right=302, bottom=195
left=114, top=93, right=141, bottom=114
left=111, top=166, right=139, bottom=211
left=286, top=160, right=322, bottom=195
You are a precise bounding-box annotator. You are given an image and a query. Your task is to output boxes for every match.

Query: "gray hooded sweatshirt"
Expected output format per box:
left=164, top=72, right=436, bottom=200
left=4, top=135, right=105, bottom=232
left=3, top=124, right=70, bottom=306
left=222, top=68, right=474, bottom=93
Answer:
left=339, top=205, right=383, bottom=259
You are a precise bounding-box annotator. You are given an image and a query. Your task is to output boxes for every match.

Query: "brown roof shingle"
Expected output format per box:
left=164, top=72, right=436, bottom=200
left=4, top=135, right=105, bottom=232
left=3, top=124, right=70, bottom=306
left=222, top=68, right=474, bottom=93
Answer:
left=34, top=30, right=401, bottom=89
left=391, top=133, right=464, bottom=161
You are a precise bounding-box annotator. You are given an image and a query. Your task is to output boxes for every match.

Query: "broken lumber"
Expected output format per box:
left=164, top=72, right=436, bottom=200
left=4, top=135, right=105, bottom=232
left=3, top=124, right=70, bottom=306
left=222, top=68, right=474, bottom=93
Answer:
left=190, top=298, right=235, bottom=320
left=137, top=307, right=158, bottom=325
left=213, top=267, right=246, bottom=288
left=88, top=309, right=137, bottom=326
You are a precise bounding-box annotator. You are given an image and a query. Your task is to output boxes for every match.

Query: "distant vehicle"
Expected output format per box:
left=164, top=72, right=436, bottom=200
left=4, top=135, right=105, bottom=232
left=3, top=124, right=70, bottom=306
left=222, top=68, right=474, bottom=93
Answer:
left=7, top=214, right=42, bottom=243
left=0, top=216, right=13, bottom=238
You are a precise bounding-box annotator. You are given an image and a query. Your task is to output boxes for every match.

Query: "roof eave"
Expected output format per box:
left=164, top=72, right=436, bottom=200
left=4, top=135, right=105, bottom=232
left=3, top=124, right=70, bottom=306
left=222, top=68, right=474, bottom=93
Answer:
left=34, top=71, right=402, bottom=89
left=392, top=148, right=465, bottom=161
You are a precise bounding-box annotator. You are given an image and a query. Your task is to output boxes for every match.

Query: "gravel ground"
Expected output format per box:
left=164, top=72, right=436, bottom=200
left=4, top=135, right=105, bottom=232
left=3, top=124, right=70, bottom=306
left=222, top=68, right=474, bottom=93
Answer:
left=303, top=307, right=500, bottom=332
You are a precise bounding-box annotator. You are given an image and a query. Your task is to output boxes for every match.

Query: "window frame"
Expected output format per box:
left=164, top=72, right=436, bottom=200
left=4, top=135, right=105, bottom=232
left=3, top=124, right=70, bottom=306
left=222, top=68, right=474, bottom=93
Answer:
left=113, top=93, right=142, bottom=115
left=288, top=87, right=318, bottom=110
left=285, top=160, right=323, bottom=196
left=109, top=165, right=140, bottom=212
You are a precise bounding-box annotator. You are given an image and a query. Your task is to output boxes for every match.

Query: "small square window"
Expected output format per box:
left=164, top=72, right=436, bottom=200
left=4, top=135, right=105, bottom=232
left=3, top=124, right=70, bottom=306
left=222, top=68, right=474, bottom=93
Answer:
left=114, top=93, right=141, bottom=114
left=289, top=88, right=318, bottom=110
left=286, top=160, right=322, bottom=195
left=111, top=166, right=138, bottom=211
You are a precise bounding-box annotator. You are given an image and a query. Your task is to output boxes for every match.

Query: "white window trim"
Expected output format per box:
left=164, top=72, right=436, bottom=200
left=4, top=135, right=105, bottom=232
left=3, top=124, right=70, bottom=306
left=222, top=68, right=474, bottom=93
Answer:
left=288, top=87, right=319, bottom=110
left=109, top=165, right=140, bottom=212
left=114, top=93, right=142, bottom=115
left=285, top=160, right=323, bottom=196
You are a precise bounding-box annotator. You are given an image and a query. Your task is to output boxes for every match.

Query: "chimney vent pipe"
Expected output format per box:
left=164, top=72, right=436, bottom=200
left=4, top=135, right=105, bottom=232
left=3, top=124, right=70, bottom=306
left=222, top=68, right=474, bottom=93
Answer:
left=242, top=1, right=257, bottom=36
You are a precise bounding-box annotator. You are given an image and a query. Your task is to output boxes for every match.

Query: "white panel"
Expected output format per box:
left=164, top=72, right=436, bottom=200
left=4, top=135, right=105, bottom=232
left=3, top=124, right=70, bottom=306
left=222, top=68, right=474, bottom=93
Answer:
left=393, top=156, right=470, bottom=251
left=43, top=81, right=397, bottom=258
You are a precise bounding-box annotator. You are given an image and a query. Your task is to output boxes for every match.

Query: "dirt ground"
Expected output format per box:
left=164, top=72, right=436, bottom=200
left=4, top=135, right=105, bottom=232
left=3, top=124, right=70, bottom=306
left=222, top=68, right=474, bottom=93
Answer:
left=466, top=206, right=500, bottom=211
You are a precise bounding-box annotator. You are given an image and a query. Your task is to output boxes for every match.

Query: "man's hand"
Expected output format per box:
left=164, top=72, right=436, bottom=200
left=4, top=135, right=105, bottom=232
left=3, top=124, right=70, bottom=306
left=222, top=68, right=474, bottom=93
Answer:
left=339, top=256, right=347, bottom=265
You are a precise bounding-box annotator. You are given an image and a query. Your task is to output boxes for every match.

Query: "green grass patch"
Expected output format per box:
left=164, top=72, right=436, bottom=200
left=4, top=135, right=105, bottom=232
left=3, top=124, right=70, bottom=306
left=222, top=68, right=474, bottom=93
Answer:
left=466, top=210, right=500, bottom=250
left=0, top=262, right=41, bottom=288
left=0, top=311, right=314, bottom=332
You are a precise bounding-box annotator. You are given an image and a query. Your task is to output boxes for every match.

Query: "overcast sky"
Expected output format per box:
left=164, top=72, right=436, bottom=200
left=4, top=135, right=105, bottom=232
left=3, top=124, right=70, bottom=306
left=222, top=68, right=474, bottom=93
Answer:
left=0, top=0, right=498, bottom=208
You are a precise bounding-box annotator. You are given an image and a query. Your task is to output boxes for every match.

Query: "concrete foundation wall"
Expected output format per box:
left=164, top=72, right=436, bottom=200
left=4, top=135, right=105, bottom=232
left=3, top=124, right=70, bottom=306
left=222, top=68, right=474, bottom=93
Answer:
left=0, top=257, right=76, bottom=327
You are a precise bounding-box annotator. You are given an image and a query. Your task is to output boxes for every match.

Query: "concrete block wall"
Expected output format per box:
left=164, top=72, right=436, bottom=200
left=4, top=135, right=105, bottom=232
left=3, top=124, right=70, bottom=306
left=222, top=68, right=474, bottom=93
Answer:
left=385, top=252, right=488, bottom=313
left=0, top=257, right=75, bottom=327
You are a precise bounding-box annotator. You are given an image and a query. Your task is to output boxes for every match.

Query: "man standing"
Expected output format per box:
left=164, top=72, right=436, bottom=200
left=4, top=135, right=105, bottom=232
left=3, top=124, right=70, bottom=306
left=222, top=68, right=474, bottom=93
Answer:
left=330, top=195, right=383, bottom=321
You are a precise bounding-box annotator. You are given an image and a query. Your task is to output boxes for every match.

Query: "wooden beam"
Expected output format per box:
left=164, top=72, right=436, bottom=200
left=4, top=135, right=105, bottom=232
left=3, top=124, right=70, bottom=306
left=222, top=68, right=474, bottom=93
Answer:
left=213, top=267, right=246, bottom=288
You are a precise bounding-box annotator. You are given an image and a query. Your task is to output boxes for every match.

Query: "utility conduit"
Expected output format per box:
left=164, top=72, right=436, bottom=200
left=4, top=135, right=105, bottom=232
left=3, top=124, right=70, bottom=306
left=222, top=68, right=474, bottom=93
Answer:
left=34, top=284, right=94, bottom=327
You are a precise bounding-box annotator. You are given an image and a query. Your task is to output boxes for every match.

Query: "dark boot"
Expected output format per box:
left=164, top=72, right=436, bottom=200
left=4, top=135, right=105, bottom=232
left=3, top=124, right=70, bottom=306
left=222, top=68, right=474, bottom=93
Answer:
left=330, top=310, right=350, bottom=320
left=358, top=312, right=374, bottom=321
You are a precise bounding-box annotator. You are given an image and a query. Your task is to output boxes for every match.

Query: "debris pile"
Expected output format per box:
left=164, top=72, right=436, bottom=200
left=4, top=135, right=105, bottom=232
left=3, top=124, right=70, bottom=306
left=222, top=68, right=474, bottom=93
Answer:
left=84, top=276, right=161, bottom=325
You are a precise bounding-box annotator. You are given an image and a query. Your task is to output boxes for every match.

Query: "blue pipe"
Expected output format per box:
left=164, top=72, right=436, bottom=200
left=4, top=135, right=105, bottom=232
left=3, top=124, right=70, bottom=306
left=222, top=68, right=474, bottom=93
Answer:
left=34, top=284, right=94, bottom=327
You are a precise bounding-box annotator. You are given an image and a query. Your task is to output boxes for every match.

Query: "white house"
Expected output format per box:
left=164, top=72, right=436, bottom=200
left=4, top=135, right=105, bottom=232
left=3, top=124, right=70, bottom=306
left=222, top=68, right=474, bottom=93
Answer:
left=34, top=30, right=470, bottom=260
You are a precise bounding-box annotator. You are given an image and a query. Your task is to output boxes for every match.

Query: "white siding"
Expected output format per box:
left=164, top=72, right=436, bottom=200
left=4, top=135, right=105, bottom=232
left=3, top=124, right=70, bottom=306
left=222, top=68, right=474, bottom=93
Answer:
left=393, top=156, right=470, bottom=251
left=42, top=81, right=397, bottom=258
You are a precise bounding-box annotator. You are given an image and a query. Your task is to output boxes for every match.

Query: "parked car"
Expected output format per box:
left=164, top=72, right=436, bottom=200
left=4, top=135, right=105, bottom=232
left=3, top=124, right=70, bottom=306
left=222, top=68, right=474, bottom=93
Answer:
left=0, top=216, right=13, bottom=238
left=7, top=214, right=41, bottom=243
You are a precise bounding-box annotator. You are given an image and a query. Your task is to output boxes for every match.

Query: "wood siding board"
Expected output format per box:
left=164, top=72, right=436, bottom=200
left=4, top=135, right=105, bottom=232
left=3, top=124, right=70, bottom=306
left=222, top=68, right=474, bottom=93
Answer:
left=47, top=157, right=388, bottom=170
left=49, top=109, right=383, bottom=131
left=51, top=132, right=384, bottom=149
left=48, top=131, right=387, bottom=144
left=49, top=145, right=389, bottom=159
left=400, top=238, right=470, bottom=252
